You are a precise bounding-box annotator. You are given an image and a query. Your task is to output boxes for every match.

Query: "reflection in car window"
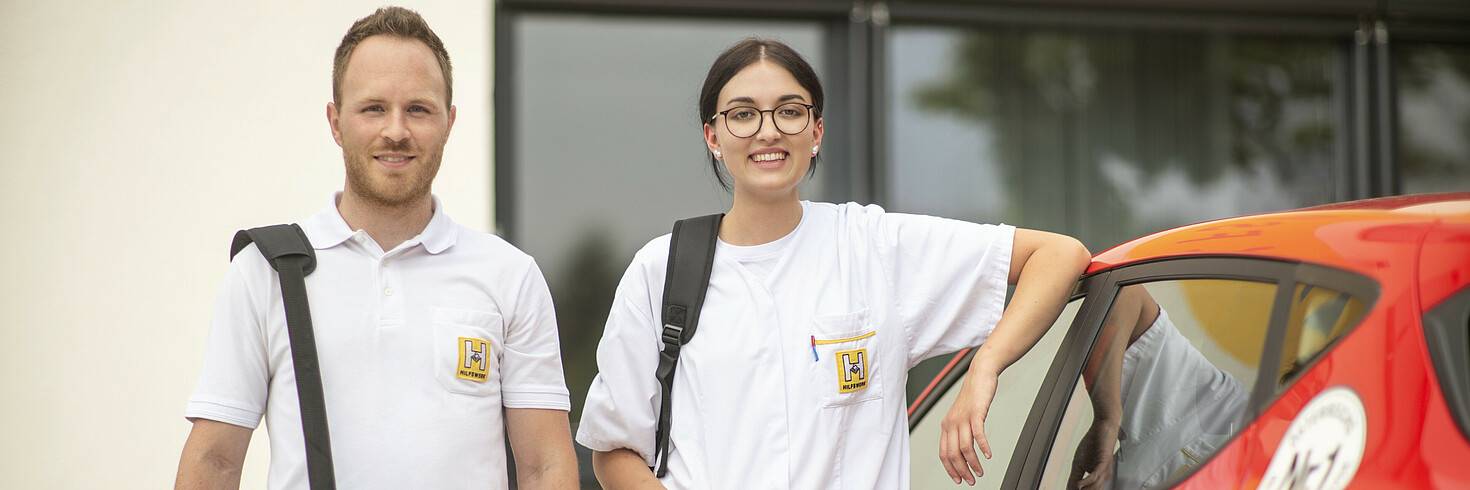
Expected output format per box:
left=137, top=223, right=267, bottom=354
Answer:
left=910, top=298, right=1084, bottom=489
left=1277, top=284, right=1369, bottom=387
left=1048, top=280, right=1274, bottom=489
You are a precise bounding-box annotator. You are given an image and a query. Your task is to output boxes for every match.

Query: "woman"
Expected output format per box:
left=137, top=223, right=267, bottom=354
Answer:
left=576, top=38, right=1090, bottom=489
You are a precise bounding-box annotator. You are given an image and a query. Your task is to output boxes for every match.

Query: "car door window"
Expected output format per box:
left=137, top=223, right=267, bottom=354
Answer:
left=1277, top=283, right=1370, bottom=388
left=1042, top=280, right=1276, bottom=489
left=910, top=297, right=1085, bottom=489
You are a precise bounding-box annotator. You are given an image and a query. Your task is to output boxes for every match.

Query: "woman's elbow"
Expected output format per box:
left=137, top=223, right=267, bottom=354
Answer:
left=1057, top=235, right=1092, bottom=274
left=1011, top=230, right=1092, bottom=284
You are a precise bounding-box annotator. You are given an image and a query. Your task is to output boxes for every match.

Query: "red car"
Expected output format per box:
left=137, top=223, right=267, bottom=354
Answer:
left=908, top=193, right=1470, bottom=489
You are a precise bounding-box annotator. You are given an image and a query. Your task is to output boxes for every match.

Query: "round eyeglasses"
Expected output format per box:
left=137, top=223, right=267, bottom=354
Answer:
left=710, top=102, right=816, bottom=138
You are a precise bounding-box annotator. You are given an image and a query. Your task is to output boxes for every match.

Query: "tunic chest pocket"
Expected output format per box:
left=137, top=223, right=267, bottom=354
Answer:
left=810, top=309, right=884, bottom=408
left=431, top=307, right=503, bottom=396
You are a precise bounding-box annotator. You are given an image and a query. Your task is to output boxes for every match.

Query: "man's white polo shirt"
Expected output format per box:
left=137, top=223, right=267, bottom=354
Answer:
left=186, top=195, right=570, bottom=489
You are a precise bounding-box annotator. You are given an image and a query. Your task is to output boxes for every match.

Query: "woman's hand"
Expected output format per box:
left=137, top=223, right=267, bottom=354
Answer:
left=939, top=363, right=1001, bottom=485
left=937, top=228, right=1090, bottom=486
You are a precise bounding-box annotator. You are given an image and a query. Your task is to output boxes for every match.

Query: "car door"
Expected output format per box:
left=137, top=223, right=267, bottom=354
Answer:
left=910, top=257, right=1377, bottom=489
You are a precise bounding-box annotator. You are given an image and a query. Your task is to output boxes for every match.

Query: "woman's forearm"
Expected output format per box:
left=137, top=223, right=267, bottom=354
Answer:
left=592, top=448, right=667, bottom=490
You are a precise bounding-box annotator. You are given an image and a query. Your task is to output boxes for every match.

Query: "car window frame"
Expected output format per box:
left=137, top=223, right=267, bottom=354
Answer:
left=1004, top=255, right=1379, bottom=489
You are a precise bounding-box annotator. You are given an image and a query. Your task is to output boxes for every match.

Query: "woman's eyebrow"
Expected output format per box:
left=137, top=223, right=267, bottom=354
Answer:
left=724, top=94, right=809, bottom=106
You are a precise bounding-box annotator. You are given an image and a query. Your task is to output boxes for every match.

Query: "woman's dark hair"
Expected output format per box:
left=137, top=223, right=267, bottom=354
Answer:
left=699, top=38, right=825, bottom=191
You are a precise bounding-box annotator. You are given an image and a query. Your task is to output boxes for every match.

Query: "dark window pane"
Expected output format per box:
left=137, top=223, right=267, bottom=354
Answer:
left=1396, top=42, right=1470, bottom=194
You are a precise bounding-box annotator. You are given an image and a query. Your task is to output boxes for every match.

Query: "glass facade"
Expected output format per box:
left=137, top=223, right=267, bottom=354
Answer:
left=1397, top=41, right=1470, bottom=194
left=888, top=27, right=1345, bottom=252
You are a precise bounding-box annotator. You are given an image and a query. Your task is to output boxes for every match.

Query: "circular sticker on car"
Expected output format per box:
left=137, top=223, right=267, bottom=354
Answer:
left=1258, top=387, right=1367, bottom=490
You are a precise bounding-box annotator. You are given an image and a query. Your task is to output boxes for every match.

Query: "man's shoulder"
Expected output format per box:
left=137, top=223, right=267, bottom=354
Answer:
left=224, top=241, right=279, bottom=278
left=448, top=224, right=534, bottom=262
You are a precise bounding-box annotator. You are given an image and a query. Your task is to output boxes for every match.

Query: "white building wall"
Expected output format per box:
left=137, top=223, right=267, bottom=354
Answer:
left=0, top=1, right=493, bottom=487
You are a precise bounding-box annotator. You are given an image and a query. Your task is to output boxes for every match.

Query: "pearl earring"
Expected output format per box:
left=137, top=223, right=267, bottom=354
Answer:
left=812, top=145, right=820, bottom=156
left=714, top=150, right=722, bottom=159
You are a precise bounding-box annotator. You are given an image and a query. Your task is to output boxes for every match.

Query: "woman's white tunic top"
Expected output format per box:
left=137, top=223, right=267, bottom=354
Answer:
left=577, top=201, right=1015, bottom=489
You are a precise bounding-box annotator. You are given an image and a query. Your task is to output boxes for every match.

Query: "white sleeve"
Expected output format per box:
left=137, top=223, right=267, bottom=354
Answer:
left=575, top=254, right=663, bottom=464
left=183, top=251, right=271, bottom=429
left=875, top=211, right=1015, bottom=367
left=500, top=259, right=572, bottom=410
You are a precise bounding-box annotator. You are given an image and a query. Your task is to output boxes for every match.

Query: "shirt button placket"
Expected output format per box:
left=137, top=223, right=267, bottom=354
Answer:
left=379, top=251, right=404, bottom=319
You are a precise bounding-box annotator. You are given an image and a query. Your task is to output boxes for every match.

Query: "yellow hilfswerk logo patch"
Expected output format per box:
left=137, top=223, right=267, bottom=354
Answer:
left=457, top=337, right=490, bottom=382
left=835, top=348, right=869, bottom=393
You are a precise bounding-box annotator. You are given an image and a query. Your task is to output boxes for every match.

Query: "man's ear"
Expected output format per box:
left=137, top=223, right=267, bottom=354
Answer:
left=446, top=104, right=457, bottom=138
left=327, top=102, right=344, bottom=148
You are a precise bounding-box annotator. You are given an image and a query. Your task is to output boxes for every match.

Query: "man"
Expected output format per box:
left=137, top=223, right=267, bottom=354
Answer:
left=174, top=7, right=578, bottom=489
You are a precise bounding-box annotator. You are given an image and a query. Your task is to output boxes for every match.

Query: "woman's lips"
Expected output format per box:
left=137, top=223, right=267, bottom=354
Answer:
left=750, top=150, right=788, bottom=169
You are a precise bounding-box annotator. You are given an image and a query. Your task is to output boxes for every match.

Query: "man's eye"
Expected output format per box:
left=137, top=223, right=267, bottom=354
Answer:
left=409, top=106, right=430, bottom=113
left=363, top=105, right=385, bottom=113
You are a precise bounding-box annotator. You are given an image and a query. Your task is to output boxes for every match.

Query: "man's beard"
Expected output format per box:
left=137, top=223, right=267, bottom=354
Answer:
left=343, top=139, right=443, bottom=208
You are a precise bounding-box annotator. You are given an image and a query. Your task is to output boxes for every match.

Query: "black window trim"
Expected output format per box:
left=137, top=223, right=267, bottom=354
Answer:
left=1001, top=269, right=1120, bottom=489
left=1424, top=284, right=1470, bottom=442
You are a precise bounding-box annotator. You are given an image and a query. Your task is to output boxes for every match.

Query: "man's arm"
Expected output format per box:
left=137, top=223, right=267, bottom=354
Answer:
left=506, top=407, right=580, bottom=490
left=591, top=448, right=665, bottom=490
left=175, top=418, right=253, bottom=490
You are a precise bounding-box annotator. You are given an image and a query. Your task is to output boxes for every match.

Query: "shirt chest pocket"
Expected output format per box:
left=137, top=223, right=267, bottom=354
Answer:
left=810, top=309, right=884, bottom=408
left=431, top=307, right=504, bottom=396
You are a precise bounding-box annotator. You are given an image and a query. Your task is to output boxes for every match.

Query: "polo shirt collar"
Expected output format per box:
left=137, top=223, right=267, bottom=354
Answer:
left=300, top=192, right=458, bottom=254
left=419, top=195, right=456, bottom=254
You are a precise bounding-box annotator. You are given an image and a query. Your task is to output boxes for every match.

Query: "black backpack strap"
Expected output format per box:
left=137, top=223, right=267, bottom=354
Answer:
left=652, top=213, right=722, bottom=478
left=231, top=224, right=336, bottom=490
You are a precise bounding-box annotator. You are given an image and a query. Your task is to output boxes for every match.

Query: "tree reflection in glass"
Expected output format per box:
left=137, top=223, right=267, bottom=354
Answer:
left=892, top=28, right=1341, bottom=251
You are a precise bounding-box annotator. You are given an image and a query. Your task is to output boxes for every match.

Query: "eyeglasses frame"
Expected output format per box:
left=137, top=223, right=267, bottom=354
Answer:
left=709, top=102, right=818, bottom=138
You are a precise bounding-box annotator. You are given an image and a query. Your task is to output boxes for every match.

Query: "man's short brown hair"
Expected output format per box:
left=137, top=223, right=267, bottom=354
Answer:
left=332, top=6, right=453, bottom=106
